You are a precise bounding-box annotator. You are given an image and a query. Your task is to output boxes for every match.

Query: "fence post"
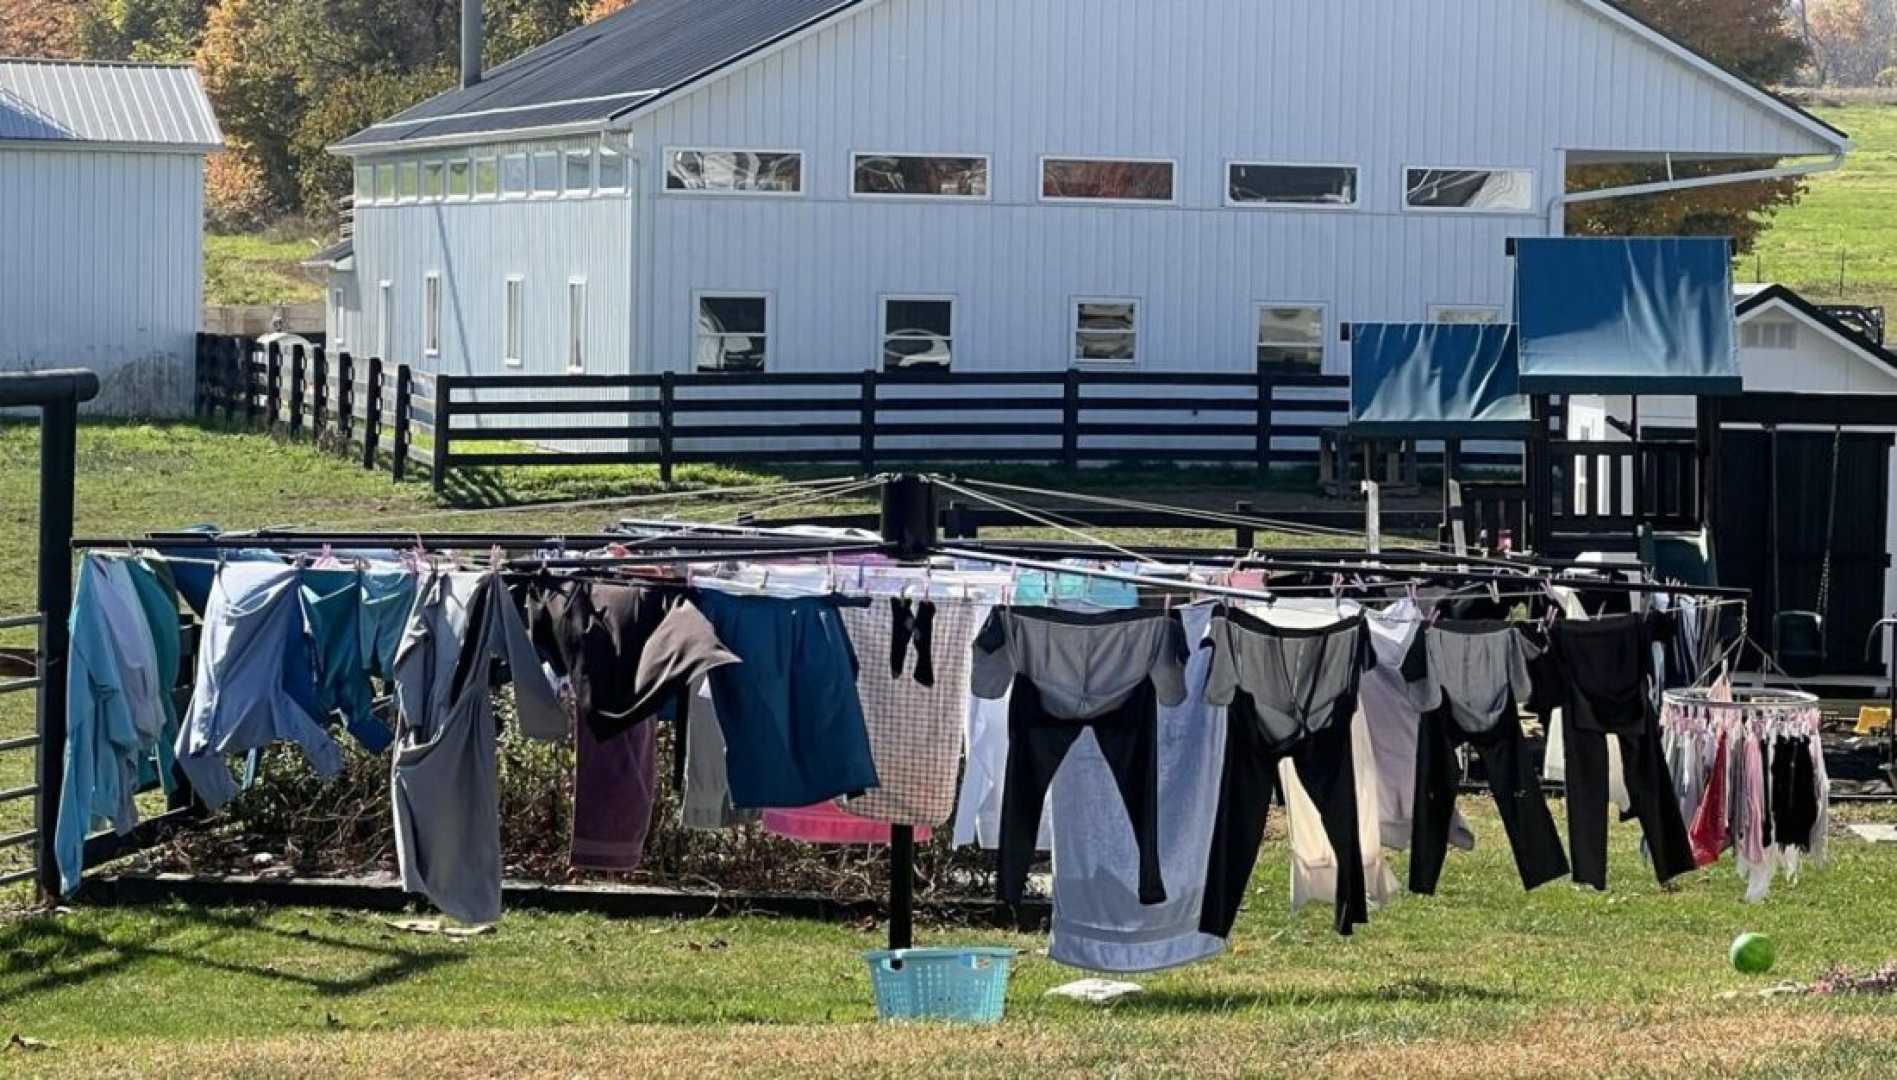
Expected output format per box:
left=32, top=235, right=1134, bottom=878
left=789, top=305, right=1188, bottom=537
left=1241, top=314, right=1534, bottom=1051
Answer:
left=34, top=390, right=82, bottom=896
left=392, top=363, right=413, bottom=483
left=943, top=500, right=977, bottom=541
left=311, top=347, right=329, bottom=437
left=362, top=357, right=383, bottom=471
left=193, top=335, right=209, bottom=420
left=1255, top=367, right=1275, bottom=475
left=860, top=369, right=878, bottom=475
left=658, top=371, right=676, bottom=486
left=1062, top=369, right=1081, bottom=471
left=265, top=341, right=283, bottom=431
left=430, top=373, right=452, bottom=494
left=338, top=352, right=355, bottom=442
left=288, top=343, right=306, bottom=439
left=235, top=338, right=253, bottom=429
left=1234, top=501, right=1256, bottom=551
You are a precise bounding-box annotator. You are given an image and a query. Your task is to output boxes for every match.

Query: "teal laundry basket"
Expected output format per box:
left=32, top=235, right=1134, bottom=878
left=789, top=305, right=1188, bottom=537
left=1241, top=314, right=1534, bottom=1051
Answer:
left=863, top=947, right=1017, bottom=1023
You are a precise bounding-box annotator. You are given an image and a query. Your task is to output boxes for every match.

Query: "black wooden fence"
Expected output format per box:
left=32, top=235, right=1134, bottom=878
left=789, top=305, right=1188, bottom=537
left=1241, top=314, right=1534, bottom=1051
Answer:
left=194, top=334, right=433, bottom=481
left=196, top=337, right=1517, bottom=491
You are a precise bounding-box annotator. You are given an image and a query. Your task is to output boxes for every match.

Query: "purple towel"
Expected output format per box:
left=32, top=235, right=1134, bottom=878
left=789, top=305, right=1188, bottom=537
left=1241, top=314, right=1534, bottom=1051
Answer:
left=571, top=718, right=658, bottom=872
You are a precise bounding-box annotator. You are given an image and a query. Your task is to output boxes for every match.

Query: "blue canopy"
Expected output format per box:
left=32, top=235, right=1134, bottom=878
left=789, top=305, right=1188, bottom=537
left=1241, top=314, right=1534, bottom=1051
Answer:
left=1348, top=323, right=1534, bottom=437
left=1515, top=237, right=1741, bottom=395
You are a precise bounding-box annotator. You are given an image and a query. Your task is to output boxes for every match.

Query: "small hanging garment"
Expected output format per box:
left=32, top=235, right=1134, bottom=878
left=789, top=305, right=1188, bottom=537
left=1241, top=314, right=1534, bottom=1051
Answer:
left=359, top=565, right=418, bottom=682
left=1546, top=613, right=1696, bottom=889
left=838, top=598, right=978, bottom=827
left=1407, top=621, right=1571, bottom=895
left=122, top=556, right=184, bottom=797
left=1198, top=608, right=1372, bottom=937
left=972, top=606, right=1188, bottom=908
left=1689, top=730, right=1731, bottom=867
left=525, top=577, right=736, bottom=870
left=299, top=567, right=391, bottom=753
left=693, top=589, right=880, bottom=809
left=174, top=562, right=345, bottom=810
left=391, top=570, right=564, bottom=924
left=1359, top=600, right=1473, bottom=853
left=679, top=681, right=757, bottom=829
left=763, top=802, right=931, bottom=844
left=1047, top=604, right=1228, bottom=973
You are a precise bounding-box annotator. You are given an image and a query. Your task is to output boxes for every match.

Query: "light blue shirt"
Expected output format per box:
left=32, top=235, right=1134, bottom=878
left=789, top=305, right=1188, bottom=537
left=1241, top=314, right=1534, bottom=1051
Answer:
left=56, top=557, right=146, bottom=894
left=174, top=562, right=345, bottom=809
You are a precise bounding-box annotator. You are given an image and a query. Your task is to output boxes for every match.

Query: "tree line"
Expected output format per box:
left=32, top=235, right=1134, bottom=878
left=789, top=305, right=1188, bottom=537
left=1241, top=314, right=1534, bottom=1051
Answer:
left=0, top=0, right=1855, bottom=250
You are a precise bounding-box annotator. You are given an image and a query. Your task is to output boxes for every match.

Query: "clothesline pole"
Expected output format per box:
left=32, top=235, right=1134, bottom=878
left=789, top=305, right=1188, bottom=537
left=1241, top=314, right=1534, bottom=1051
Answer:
left=877, top=475, right=938, bottom=950
left=889, top=825, right=915, bottom=951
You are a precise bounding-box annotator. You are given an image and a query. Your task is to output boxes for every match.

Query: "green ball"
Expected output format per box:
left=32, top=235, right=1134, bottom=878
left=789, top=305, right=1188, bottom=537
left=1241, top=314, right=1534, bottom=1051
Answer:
left=1730, top=932, right=1776, bottom=975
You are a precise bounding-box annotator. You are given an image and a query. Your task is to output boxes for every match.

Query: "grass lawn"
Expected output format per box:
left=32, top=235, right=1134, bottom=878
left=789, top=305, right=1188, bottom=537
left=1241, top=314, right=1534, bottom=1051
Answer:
left=204, top=232, right=326, bottom=307
left=1749, top=103, right=1897, bottom=312
left=0, top=422, right=1892, bottom=1077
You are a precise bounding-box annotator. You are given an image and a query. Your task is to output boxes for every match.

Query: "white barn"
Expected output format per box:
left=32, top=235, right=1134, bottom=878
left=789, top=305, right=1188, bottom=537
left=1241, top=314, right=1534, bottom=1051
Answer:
left=0, top=59, right=221, bottom=416
left=322, top=0, right=1849, bottom=392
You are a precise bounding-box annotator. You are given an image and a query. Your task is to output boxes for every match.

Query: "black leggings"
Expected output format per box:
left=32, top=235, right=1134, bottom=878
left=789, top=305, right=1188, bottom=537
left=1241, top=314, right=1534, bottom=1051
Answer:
left=1200, top=701, right=1366, bottom=937
left=1411, top=705, right=1569, bottom=895
left=997, top=677, right=1163, bottom=907
left=1564, top=722, right=1697, bottom=889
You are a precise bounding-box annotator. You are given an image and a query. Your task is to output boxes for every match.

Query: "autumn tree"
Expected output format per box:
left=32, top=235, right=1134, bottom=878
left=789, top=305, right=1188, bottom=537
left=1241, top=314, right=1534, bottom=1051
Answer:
left=1568, top=0, right=1813, bottom=253
left=0, top=0, right=87, bottom=57
left=1794, top=0, right=1897, bottom=86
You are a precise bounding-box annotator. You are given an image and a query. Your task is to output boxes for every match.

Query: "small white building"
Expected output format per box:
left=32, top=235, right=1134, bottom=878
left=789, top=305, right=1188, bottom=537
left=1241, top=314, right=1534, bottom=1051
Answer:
left=0, top=59, right=222, bottom=416
left=323, top=0, right=1851, bottom=391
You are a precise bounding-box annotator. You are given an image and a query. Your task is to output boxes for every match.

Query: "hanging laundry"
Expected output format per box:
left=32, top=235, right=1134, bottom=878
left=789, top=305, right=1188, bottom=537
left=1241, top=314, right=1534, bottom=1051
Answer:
left=391, top=571, right=565, bottom=924
left=299, top=567, right=391, bottom=753
left=951, top=691, right=1053, bottom=851
left=763, top=802, right=931, bottom=844
left=837, top=598, right=978, bottom=828
left=972, top=607, right=1188, bottom=907
left=1047, top=603, right=1228, bottom=973
left=1198, top=609, right=1372, bottom=937
left=359, top=564, right=418, bottom=684
left=173, top=562, right=345, bottom=810
left=525, top=577, right=736, bottom=871
left=121, top=556, right=184, bottom=796
left=1407, top=621, right=1570, bottom=894
left=1359, top=600, right=1473, bottom=854
left=1546, top=614, right=1696, bottom=889
left=679, top=681, right=757, bottom=829
left=55, top=556, right=164, bottom=894
left=692, top=589, right=880, bottom=809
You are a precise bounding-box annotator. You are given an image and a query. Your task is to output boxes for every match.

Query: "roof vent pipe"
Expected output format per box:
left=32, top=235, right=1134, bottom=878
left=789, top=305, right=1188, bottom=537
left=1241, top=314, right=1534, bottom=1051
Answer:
left=461, top=0, right=483, bottom=89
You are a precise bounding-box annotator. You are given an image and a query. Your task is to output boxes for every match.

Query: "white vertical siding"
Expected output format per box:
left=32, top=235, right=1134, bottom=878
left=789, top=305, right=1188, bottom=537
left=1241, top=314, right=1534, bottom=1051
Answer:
left=0, top=147, right=203, bottom=416
left=621, top=0, right=1838, bottom=377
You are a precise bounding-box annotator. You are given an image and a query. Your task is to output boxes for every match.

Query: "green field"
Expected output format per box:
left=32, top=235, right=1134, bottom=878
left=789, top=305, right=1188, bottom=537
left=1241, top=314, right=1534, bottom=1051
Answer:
left=1749, top=103, right=1897, bottom=312
left=0, top=422, right=1892, bottom=1077
left=204, top=231, right=326, bottom=307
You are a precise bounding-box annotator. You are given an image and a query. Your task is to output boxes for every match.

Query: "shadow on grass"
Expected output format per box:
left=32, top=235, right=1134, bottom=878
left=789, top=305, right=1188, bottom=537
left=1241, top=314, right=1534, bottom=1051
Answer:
left=0, top=904, right=466, bottom=1003
left=1107, top=978, right=1519, bottom=1014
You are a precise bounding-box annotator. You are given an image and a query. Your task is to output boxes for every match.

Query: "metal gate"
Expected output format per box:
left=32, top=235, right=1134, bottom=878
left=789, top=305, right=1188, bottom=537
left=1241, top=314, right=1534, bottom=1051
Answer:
left=0, top=370, right=96, bottom=897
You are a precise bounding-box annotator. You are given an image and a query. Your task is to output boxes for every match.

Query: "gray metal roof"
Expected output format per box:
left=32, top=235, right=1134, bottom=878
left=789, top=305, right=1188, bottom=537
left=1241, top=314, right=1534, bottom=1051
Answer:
left=335, top=0, right=866, bottom=152
left=0, top=58, right=222, bottom=151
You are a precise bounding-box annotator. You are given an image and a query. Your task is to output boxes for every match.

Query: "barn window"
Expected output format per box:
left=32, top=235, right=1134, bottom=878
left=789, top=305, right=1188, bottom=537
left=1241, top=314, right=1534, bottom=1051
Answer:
left=1042, top=158, right=1175, bottom=203
left=423, top=274, right=441, bottom=357
left=532, top=150, right=561, bottom=196
left=421, top=161, right=444, bottom=201
left=501, top=154, right=529, bottom=197
left=503, top=277, right=524, bottom=367
left=375, top=163, right=396, bottom=203
left=397, top=162, right=420, bottom=202
left=447, top=159, right=471, bottom=199
left=474, top=156, right=499, bottom=198
left=597, top=145, right=627, bottom=192
left=853, top=154, right=989, bottom=198
left=567, top=279, right=587, bottom=372
left=695, top=294, right=770, bottom=372
left=1074, top=299, right=1139, bottom=365
left=565, top=146, right=594, bottom=194
left=1405, top=168, right=1534, bottom=212
left=1428, top=305, right=1505, bottom=325
left=354, top=166, right=373, bottom=204
left=331, top=288, right=346, bottom=348
left=883, top=297, right=955, bottom=372
left=665, top=150, right=803, bottom=194
left=378, top=281, right=395, bottom=357
left=1256, top=304, right=1326, bottom=370
left=1228, top=163, right=1358, bottom=208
